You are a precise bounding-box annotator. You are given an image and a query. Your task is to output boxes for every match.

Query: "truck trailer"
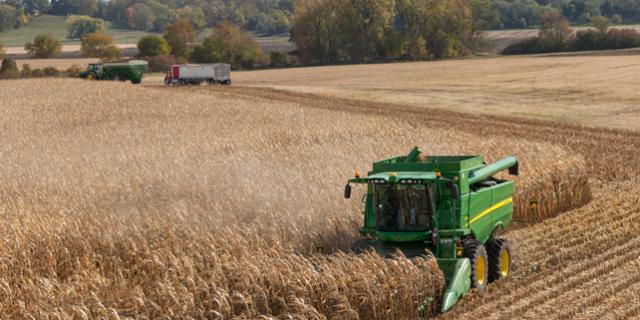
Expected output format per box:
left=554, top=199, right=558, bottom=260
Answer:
left=164, top=64, right=231, bottom=85
left=80, top=60, right=148, bottom=84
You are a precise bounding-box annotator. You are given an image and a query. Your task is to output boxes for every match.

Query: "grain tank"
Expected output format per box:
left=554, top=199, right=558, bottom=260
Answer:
left=80, top=60, right=148, bottom=84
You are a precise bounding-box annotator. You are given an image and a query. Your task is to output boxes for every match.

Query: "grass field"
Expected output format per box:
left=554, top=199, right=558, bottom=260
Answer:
left=0, top=15, right=154, bottom=47
left=1, top=54, right=640, bottom=318
left=1, top=15, right=292, bottom=55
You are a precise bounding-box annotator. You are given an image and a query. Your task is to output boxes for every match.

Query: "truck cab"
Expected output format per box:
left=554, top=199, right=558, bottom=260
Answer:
left=345, top=147, right=518, bottom=312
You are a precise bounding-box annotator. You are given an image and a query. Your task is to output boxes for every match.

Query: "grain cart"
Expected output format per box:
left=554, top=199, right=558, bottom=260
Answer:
left=164, top=63, right=231, bottom=85
left=344, top=147, right=518, bottom=312
left=80, top=60, right=148, bottom=84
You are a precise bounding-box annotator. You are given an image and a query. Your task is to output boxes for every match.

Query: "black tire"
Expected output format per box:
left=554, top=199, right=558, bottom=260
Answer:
left=463, top=239, right=489, bottom=292
left=487, top=238, right=512, bottom=282
left=131, top=78, right=141, bottom=84
left=351, top=239, right=373, bottom=254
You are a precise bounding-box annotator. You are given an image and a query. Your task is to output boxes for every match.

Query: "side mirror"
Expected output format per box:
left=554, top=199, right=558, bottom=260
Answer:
left=448, top=181, right=460, bottom=200
left=344, top=184, right=352, bottom=199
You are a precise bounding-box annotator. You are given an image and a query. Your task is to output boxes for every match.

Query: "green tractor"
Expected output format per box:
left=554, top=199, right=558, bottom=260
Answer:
left=345, top=147, right=518, bottom=312
left=80, top=60, right=148, bottom=84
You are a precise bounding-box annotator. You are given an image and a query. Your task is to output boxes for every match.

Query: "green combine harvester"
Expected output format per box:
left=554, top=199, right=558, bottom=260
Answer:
left=80, top=60, right=148, bottom=84
left=344, top=147, right=518, bottom=312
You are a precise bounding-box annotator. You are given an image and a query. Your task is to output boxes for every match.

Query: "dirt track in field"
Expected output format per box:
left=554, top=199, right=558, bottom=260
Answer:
left=177, top=85, right=640, bottom=318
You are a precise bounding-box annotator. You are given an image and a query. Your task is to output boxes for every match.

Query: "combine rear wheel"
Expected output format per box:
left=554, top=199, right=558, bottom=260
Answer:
left=463, top=239, right=488, bottom=292
left=487, top=238, right=512, bottom=282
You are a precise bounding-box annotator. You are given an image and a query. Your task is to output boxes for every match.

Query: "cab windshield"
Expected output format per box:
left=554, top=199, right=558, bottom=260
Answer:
left=373, top=183, right=434, bottom=231
left=88, top=64, right=101, bottom=72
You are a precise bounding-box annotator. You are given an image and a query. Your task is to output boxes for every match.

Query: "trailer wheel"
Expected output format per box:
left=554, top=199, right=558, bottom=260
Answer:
left=463, top=239, right=489, bottom=292
left=487, top=238, right=511, bottom=282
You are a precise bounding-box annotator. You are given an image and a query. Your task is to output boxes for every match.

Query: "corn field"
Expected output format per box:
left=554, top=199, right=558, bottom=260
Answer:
left=0, top=69, right=639, bottom=319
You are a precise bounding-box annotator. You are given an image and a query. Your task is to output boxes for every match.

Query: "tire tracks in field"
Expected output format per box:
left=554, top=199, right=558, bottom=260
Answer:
left=552, top=260, right=640, bottom=319
left=502, top=236, right=640, bottom=318
left=444, top=182, right=640, bottom=318
left=452, top=224, right=640, bottom=319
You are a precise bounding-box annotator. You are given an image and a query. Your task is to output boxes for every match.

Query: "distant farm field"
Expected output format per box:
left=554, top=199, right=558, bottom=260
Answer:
left=234, top=55, right=640, bottom=130
left=2, top=54, right=640, bottom=318
left=0, top=15, right=153, bottom=47
left=0, top=15, right=292, bottom=56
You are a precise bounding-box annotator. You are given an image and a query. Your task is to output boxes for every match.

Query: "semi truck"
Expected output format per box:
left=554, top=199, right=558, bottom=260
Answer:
left=345, top=147, right=518, bottom=312
left=164, top=63, right=231, bottom=85
left=80, top=60, right=148, bottom=84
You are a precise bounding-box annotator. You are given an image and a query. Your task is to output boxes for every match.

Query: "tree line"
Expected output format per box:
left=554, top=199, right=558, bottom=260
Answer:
left=9, top=17, right=269, bottom=70
left=4, top=0, right=640, bottom=35
left=291, top=0, right=490, bottom=64
left=49, top=0, right=293, bottom=35
left=503, top=12, right=640, bottom=54
left=489, top=0, right=640, bottom=29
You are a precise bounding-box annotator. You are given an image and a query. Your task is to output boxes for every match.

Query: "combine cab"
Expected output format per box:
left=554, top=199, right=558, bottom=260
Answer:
left=345, top=147, right=518, bottom=312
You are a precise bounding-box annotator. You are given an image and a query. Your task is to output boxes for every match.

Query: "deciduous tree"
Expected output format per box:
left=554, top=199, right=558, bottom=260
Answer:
left=163, top=19, right=195, bottom=58
left=81, top=32, right=122, bottom=60
left=126, top=3, right=156, bottom=31
left=25, top=34, right=62, bottom=58
left=190, top=21, right=263, bottom=68
left=538, top=10, right=572, bottom=49
left=66, top=15, right=106, bottom=39
left=591, top=15, right=609, bottom=33
left=0, top=5, right=16, bottom=32
left=137, top=35, right=171, bottom=56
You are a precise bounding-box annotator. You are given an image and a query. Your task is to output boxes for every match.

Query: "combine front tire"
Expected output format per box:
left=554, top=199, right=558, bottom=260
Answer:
left=487, top=238, right=512, bottom=282
left=463, top=239, right=489, bottom=292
